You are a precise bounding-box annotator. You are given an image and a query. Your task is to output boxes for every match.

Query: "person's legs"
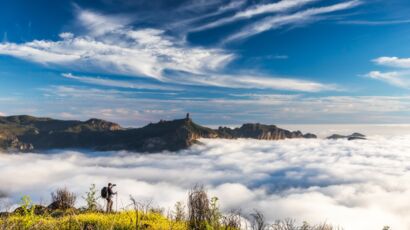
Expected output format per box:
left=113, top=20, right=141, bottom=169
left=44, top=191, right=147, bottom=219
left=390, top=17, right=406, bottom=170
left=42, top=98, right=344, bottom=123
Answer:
left=108, top=199, right=113, bottom=212
left=106, top=198, right=112, bottom=213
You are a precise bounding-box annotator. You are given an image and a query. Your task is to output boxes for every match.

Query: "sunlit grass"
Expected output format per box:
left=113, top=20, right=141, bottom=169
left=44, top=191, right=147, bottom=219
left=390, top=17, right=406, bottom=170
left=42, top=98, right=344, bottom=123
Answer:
left=0, top=210, right=187, bottom=230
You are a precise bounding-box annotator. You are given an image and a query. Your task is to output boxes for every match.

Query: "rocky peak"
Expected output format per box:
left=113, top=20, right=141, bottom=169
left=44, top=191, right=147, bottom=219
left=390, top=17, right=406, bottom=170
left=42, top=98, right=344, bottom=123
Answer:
left=84, top=118, right=123, bottom=131
left=218, top=123, right=316, bottom=140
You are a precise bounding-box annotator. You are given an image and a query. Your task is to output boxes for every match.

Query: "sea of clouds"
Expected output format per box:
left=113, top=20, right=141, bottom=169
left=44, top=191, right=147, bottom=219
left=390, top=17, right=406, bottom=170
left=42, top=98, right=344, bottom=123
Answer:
left=1, top=133, right=410, bottom=229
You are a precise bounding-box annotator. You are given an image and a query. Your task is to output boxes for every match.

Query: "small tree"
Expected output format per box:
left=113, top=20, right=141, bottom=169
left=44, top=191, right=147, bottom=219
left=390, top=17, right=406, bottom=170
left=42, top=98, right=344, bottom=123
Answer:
left=188, top=185, right=211, bottom=230
left=83, top=184, right=98, bottom=211
left=222, top=210, right=242, bottom=230
left=20, top=195, right=35, bottom=216
left=173, top=201, right=186, bottom=222
left=209, top=197, right=222, bottom=229
left=250, top=210, right=267, bottom=230
left=50, top=187, right=76, bottom=210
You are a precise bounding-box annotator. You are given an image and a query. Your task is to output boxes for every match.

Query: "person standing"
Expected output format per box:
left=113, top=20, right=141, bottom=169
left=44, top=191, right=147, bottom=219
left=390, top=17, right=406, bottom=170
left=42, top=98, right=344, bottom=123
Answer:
left=106, top=183, right=117, bottom=213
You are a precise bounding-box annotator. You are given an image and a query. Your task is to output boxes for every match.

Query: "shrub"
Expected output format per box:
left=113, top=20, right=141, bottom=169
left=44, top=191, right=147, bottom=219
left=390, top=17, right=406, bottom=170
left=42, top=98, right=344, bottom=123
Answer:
left=83, top=184, right=98, bottom=211
left=173, top=201, right=186, bottom=222
left=50, top=187, right=76, bottom=210
left=209, top=197, right=222, bottom=229
left=188, top=185, right=211, bottom=230
left=19, top=195, right=35, bottom=216
left=222, top=210, right=242, bottom=230
left=250, top=210, right=267, bottom=230
left=271, top=219, right=343, bottom=230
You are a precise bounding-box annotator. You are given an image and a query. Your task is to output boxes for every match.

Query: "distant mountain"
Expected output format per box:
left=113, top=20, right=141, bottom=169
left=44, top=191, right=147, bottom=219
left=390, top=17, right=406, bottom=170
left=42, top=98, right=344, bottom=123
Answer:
left=218, top=123, right=317, bottom=140
left=0, top=115, right=317, bottom=153
left=327, top=133, right=366, bottom=141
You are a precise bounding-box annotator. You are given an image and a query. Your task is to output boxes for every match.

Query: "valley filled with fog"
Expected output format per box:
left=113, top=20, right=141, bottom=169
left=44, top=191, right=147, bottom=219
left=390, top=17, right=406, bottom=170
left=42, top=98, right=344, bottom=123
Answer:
left=1, top=130, right=410, bottom=229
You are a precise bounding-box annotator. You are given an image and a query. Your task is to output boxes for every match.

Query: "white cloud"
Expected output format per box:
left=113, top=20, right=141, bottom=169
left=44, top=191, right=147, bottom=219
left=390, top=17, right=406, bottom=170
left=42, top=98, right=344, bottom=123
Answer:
left=169, top=0, right=247, bottom=30
left=373, top=57, right=410, bottom=69
left=236, top=0, right=319, bottom=18
left=0, top=9, right=234, bottom=82
left=1, top=137, right=410, bottom=229
left=0, top=7, right=337, bottom=92
left=62, top=73, right=180, bottom=91
left=217, top=0, right=246, bottom=12
left=12, top=85, right=410, bottom=126
left=366, top=71, right=410, bottom=88
left=178, top=73, right=338, bottom=92
left=225, top=0, right=361, bottom=42
left=75, top=8, right=131, bottom=36
left=368, top=57, right=410, bottom=89
left=193, top=0, right=319, bottom=32
left=42, top=86, right=132, bottom=99
left=340, top=19, right=410, bottom=26
left=59, top=32, right=74, bottom=40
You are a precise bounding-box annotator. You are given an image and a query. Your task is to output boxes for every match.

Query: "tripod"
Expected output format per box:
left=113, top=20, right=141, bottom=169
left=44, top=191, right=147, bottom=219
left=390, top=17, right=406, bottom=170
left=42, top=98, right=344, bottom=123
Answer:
left=116, top=193, right=118, bottom=212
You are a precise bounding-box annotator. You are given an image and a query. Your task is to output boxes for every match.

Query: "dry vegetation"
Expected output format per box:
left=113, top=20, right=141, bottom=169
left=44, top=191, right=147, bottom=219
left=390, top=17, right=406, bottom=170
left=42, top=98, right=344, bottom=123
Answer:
left=0, top=185, right=390, bottom=230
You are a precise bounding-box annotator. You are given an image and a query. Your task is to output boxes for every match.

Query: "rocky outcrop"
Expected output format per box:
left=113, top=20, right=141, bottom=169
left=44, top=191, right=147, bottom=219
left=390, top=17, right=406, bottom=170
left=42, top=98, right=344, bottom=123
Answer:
left=217, top=123, right=317, bottom=140
left=0, top=134, right=34, bottom=152
left=0, top=115, right=317, bottom=153
left=13, top=205, right=48, bottom=215
left=77, top=119, right=123, bottom=132
left=303, top=133, right=317, bottom=139
left=327, top=133, right=366, bottom=141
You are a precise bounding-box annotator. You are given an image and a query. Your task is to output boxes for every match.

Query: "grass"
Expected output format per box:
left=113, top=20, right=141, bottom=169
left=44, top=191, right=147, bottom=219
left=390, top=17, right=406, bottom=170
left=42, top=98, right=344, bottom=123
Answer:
left=0, top=187, right=389, bottom=230
left=0, top=210, right=187, bottom=230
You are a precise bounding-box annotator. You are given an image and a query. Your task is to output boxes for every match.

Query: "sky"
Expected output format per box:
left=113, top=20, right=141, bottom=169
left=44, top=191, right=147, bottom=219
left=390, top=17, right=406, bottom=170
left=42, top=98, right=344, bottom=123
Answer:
left=1, top=0, right=410, bottom=126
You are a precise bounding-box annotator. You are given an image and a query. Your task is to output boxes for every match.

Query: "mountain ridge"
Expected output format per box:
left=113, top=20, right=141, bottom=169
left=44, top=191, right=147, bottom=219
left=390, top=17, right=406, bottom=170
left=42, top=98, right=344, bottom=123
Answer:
left=0, top=114, right=317, bottom=153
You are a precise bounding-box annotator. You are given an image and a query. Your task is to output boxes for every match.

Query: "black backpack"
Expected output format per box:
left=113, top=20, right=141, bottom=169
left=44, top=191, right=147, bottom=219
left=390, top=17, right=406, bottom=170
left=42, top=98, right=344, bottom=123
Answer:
left=101, top=187, right=108, bottom=198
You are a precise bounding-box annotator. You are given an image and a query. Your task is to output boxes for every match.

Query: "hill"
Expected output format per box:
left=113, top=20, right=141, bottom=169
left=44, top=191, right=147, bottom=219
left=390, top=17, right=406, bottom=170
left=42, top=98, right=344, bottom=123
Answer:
left=0, top=115, right=316, bottom=153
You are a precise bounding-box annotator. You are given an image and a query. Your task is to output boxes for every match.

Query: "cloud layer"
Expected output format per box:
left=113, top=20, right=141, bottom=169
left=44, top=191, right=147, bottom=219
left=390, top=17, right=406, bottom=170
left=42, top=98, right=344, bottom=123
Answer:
left=1, top=136, right=410, bottom=229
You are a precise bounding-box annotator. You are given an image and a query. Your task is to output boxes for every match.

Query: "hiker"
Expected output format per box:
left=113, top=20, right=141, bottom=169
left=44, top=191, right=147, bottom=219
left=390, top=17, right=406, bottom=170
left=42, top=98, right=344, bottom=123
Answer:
left=102, top=183, right=117, bottom=213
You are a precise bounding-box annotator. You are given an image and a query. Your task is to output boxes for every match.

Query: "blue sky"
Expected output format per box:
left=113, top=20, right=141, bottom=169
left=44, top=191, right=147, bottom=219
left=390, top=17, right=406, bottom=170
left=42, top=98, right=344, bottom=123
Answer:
left=1, top=0, right=410, bottom=126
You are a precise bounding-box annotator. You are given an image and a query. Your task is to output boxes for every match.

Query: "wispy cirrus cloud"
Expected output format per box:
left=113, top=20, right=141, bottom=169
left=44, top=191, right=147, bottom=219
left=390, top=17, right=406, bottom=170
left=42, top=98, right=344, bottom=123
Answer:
left=192, top=0, right=319, bottom=32
left=0, top=27, right=233, bottom=81
left=367, top=57, right=410, bottom=89
left=340, top=19, right=410, bottom=26
left=224, top=0, right=362, bottom=42
left=366, top=71, right=410, bottom=89
left=0, top=7, right=234, bottom=81
left=169, top=0, right=247, bottom=30
left=62, top=73, right=180, bottom=91
left=26, top=85, right=410, bottom=125
left=174, top=73, right=338, bottom=92
left=64, top=69, right=334, bottom=92
left=0, top=7, right=336, bottom=93
left=75, top=7, right=132, bottom=36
